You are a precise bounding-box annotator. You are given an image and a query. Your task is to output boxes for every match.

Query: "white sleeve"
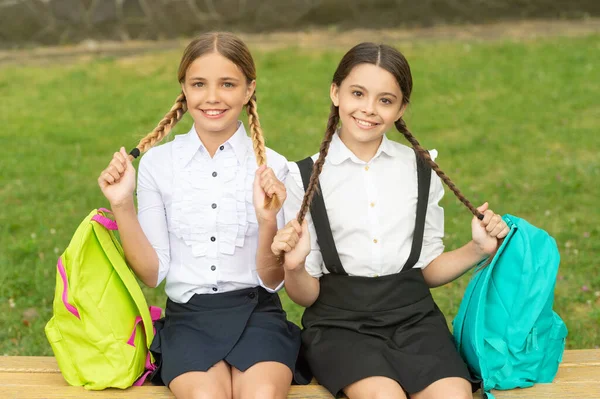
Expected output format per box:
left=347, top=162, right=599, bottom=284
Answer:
left=283, top=162, right=325, bottom=279
left=416, top=149, right=445, bottom=269
left=137, top=151, right=171, bottom=286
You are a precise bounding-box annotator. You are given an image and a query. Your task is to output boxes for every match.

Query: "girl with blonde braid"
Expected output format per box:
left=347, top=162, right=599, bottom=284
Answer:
left=272, top=42, right=509, bottom=399
left=98, top=32, right=304, bottom=398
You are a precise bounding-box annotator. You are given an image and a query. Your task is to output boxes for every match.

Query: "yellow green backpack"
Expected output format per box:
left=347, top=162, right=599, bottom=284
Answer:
left=45, top=208, right=162, bottom=390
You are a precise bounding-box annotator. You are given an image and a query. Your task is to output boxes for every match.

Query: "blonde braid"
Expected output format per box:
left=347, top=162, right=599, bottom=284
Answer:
left=129, top=92, right=187, bottom=159
left=247, top=93, right=280, bottom=210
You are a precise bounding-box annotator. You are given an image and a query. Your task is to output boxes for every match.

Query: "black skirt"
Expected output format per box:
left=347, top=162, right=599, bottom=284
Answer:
left=149, top=286, right=307, bottom=387
left=301, top=268, right=480, bottom=397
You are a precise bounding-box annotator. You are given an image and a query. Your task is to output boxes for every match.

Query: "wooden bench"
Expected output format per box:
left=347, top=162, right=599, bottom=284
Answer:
left=1, top=350, right=598, bottom=398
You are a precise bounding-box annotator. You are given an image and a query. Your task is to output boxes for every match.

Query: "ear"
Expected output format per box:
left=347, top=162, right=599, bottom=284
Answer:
left=245, top=80, right=257, bottom=104
left=181, top=82, right=187, bottom=98
left=395, top=102, right=408, bottom=122
left=330, top=83, right=340, bottom=107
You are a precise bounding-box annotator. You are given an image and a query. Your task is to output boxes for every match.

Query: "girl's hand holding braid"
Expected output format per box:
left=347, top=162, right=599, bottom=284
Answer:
left=271, top=219, right=311, bottom=272
left=472, top=202, right=510, bottom=257
left=98, top=147, right=136, bottom=207
left=253, top=165, right=287, bottom=225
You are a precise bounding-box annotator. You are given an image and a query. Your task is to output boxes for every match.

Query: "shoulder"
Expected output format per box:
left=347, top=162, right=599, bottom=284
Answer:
left=387, top=139, right=441, bottom=165
left=285, top=152, right=320, bottom=191
left=264, top=146, right=290, bottom=180
left=140, top=136, right=180, bottom=163
left=265, top=146, right=288, bottom=170
left=388, top=139, right=416, bottom=160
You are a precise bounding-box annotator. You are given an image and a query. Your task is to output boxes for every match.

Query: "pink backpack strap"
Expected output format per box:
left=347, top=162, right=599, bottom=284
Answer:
left=91, top=214, right=118, bottom=230
left=127, top=306, right=163, bottom=386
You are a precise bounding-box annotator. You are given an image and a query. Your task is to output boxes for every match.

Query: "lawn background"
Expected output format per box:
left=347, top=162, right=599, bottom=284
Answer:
left=1, top=33, right=598, bottom=355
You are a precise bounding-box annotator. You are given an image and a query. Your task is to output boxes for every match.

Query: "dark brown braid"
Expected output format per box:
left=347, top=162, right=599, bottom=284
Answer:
left=297, top=104, right=339, bottom=225
left=130, top=92, right=187, bottom=159
left=395, top=118, right=483, bottom=220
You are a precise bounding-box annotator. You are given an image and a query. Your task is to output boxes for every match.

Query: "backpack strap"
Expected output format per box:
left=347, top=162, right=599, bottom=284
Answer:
left=295, top=157, right=347, bottom=275
left=402, top=151, right=432, bottom=270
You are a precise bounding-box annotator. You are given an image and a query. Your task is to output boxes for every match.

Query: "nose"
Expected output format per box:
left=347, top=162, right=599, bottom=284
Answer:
left=361, top=99, right=376, bottom=116
left=206, top=86, right=219, bottom=104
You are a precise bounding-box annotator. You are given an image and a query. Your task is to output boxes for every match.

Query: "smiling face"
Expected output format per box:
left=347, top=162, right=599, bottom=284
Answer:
left=331, top=63, right=406, bottom=152
left=181, top=51, right=255, bottom=138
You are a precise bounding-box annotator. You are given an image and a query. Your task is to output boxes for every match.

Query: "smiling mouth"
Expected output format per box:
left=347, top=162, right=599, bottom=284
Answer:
left=352, top=116, right=380, bottom=128
left=201, top=109, right=228, bottom=117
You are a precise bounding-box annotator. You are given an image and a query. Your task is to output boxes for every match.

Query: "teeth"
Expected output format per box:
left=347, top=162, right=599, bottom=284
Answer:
left=204, top=110, right=225, bottom=116
left=356, top=118, right=375, bottom=127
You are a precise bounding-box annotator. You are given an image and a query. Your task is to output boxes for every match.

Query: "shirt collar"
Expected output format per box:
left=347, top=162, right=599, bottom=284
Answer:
left=178, top=121, right=249, bottom=167
left=327, top=131, right=397, bottom=165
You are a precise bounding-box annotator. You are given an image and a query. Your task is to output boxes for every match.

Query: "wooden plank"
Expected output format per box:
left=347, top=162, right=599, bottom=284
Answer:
left=561, top=349, right=600, bottom=366
left=553, top=365, right=600, bottom=383
left=0, top=385, right=338, bottom=399
left=1, top=350, right=597, bottom=373
left=4, top=367, right=596, bottom=387
left=0, top=350, right=598, bottom=399
left=2, top=384, right=600, bottom=399
left=0, top=373, right=326, bottom=387
left=0, top=357, right=59, bottom=373
left=489, top=383, right=600, bottom=399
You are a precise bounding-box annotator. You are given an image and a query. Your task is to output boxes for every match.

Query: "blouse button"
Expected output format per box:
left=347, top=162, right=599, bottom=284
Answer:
left=212, top=171, right=218, bottom=177
left=248, top=292, right=256, bottom=299
left=212, top=287, right=218, bottom=292
left=364, top=166, right=370, bottom=171
left=219, top=145, right=224, bottom=151
left=210, top=236, right=216, bottom=242
left=370, top=202, right=375, bottom=207
left=211, top=203, right=217, bottom=209
left=211, top=265, right=216, bottom=271
left=373, top=239, right=378, bottom=244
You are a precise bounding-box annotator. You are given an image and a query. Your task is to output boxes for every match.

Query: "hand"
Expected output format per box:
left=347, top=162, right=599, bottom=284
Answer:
left=271, top=219, right=311, bottom=272
left=253, top=165, right=286, bottom=225
left=472, top=202, right=510, bottom=256
left=98, top=147, right=136, bottom=207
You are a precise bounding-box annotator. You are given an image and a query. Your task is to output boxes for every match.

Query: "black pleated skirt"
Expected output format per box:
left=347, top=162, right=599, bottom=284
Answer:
left=301, top=268, right=480, bottom=397
left=149, top=286, right=308, bottom=387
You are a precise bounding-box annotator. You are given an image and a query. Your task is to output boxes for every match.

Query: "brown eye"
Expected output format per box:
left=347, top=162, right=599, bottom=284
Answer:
left=352, top=91, right=363, bottom=97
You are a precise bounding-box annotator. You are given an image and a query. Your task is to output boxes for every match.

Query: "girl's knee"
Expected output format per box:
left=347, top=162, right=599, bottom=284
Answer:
left=345, top=377, right=407, bottom=399
left=410, top=377, right=472, bottom=399
left=187, top=385, right=231, bottom=399
left=238, top=382, right=284, bottom=399
left=371, top=390, right=406, bottom=399
left=439, top=394, right=472, bottom=399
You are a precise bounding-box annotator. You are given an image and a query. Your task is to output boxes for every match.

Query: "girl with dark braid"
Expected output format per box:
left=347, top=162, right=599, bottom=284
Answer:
left=272, top=42, right=509, bottom=399
left=98, top=32, right=304, bottom=398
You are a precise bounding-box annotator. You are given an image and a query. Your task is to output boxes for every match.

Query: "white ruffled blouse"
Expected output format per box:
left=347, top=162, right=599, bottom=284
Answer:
left=137, top=122, right=287, bottom=303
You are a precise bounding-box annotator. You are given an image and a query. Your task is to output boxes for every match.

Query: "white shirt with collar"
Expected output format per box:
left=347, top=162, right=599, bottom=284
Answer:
left=283, top=132, right=445, bottom=279
left=137, top=122, right=287, bottom=303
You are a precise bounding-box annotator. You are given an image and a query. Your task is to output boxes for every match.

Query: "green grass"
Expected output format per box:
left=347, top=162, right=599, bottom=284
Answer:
left=1, top=34, right=599, bottom=355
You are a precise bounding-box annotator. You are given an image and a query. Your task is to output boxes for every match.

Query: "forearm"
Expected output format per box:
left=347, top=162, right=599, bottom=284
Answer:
left=284, top=266, right=320, bottom=307
left=111, top=199, right=160, bottom=287
left=256, top=221, right=285, bottom=289
left=423, top=241, right=488, bottom=288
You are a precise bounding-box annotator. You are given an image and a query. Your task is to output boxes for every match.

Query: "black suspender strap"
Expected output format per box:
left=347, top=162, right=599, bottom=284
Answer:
left=295, top=157, right=347, bottom=275
left=402, top=151, right=432, bottom=270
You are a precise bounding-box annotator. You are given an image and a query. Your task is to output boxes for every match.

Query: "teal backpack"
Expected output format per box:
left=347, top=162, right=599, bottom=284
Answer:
left=453, top=214, right=568, bottom=399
